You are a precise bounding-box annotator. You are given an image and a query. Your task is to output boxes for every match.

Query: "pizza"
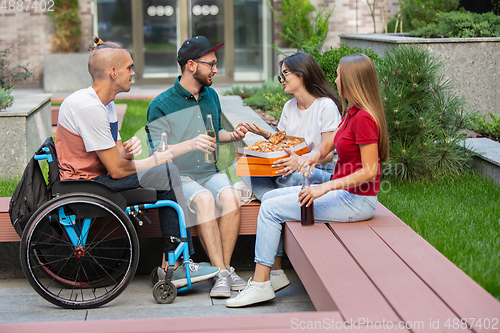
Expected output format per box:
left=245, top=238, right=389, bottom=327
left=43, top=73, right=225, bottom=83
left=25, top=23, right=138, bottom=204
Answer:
left=244, top=137, right=302, bottom=152
left=268, top=131, right=286, bottom=145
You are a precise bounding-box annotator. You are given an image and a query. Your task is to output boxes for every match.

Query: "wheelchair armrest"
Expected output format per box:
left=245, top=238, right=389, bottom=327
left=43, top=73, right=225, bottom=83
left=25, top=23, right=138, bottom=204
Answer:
left=119, top=188, right=157, bottom=207
left=52, top=180, right=128, bottom=210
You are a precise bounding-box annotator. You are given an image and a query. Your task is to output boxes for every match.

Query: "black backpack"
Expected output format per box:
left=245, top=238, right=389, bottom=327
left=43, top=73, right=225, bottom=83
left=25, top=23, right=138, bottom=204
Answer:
left=9, top=137, right=59, bottom=237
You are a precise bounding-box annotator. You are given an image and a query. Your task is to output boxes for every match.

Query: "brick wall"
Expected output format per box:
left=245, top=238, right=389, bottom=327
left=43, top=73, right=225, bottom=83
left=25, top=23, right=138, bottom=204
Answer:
left=0, top=0, right=93, bottom=88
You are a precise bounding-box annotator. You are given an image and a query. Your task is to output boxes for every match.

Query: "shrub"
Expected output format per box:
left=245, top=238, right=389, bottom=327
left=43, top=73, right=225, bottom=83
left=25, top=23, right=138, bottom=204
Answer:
left=378, top=46, right=473, bottom=180
left=314, top=44, right=380, bottom=93
left=264, top=92, right=290, bottom=119
left=413, top=10, right=500, bottom=38
left=242, top=76, right=291, bottom=117
left=221, top=85, right=260, bottom=99
left=268, top=0, right=333, bottom=56
left=0, top=87, right=14, bottom=110
left=0, top=46, right=34, bottom=89
left=48, top=0, right=82, bottom=52
left=468, top=112, right=500, bottom=140
left=398, top=0, right=459, bottom=32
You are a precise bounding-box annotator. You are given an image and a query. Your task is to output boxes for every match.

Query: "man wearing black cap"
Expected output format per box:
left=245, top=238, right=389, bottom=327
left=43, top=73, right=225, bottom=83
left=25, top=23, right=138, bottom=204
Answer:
left=146, top=36, right=248, bottom=298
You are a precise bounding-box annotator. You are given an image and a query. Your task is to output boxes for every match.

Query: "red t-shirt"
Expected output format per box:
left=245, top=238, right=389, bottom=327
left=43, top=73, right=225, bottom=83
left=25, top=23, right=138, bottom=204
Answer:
left=331, top=106, right=381, bottom=196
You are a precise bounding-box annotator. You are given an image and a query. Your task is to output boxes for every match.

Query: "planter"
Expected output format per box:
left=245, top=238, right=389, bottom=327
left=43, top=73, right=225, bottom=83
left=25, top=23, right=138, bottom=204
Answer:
left=43, top=52, right=93, bottom=93
left=0, top=93, right=52, bottom=177
left=340, top=34, right=500, bottom=116
left=465, top=137, right=500, bottom=186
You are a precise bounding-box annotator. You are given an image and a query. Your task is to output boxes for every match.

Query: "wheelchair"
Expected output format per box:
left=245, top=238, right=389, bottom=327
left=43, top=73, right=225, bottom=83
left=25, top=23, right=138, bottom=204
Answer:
left=20, top=138, right=193, bottom=309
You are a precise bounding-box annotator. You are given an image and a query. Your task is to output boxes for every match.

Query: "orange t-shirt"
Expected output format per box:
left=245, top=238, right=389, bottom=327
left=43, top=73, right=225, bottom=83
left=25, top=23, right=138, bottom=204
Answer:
left=55, top=87, right=120, bottom=180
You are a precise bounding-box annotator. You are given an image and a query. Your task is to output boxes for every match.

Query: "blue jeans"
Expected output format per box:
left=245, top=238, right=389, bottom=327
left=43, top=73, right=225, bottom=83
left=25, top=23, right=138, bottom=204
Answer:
left=254, top=186, right=377, bottom=267
left=239, top=163, right=334, bottom=200
left=93, top=163, right=194, bottom=254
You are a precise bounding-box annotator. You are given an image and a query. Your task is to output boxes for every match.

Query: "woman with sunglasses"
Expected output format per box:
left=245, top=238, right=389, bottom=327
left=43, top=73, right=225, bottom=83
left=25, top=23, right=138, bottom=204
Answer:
left=227, top=53, right=389, bottom=308
left=241, top=52, right=342, bottom=201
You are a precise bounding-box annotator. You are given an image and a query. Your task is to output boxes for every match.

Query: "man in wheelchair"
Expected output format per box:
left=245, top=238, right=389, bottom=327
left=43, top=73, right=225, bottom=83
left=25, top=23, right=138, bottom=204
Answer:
left=54, top=38, right=220, bottom=289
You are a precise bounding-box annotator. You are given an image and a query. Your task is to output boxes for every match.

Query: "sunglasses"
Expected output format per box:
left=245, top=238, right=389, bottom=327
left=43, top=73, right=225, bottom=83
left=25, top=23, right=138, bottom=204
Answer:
left=277, top=70, right=293, bottom=83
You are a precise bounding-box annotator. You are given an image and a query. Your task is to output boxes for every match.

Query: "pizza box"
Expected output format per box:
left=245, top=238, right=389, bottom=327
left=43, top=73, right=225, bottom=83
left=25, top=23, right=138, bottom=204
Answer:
left=235, top=163, right=284, bottom=177
left=236, top=135, right=307, bottom=159
left=236, top=145, right=309, bottom=165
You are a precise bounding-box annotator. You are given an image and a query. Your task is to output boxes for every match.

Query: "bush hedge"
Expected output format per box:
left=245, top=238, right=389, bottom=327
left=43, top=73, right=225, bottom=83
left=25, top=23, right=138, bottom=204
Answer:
left=413, top=10, right=500, bottom=38
left=468, top=112, right=500, bottom=140
left=314, top=44, right=380, bottom=93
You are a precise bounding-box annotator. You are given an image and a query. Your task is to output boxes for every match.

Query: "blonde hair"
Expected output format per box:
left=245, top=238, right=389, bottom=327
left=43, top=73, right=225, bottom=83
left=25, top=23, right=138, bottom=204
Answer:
left=338, top=54, right=389, bottom=161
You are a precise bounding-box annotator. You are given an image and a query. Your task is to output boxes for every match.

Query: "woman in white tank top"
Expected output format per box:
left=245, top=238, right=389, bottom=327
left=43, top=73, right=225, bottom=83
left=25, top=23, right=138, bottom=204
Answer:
left=240, top=52, right=342, bottom=200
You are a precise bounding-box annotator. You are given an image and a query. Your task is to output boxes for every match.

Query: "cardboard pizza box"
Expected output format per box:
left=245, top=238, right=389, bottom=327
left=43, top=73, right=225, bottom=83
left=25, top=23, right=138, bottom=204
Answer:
left=235, top=163, right=284, bottom=177
left=236, top=145, right=309, bottom=165
left=236, top=135, right=307, bottom=159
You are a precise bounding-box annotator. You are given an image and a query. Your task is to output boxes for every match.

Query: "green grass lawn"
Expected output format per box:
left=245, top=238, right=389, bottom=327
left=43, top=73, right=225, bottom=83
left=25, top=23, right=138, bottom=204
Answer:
left=1, top=99, right=498, bottom=300
left=379, top=173, right=500, bottom=300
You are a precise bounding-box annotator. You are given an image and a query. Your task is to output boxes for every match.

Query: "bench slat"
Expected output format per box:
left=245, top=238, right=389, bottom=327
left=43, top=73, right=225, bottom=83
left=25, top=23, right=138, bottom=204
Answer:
left=284, top=221, right=402, bottom=324
left=0, top=197, right=19, bottom=242
left=0, top=199, right=259, bottom=242
left=371, top=225, right=500, bottom=333
left=137, top=201, right=260, bottom=238
left=330, top=221, right=472, bottom=333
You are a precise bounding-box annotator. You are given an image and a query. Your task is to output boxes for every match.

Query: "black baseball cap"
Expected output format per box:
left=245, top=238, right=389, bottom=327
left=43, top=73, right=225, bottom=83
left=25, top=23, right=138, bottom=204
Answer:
left=177, top=36, right=224, bottom=66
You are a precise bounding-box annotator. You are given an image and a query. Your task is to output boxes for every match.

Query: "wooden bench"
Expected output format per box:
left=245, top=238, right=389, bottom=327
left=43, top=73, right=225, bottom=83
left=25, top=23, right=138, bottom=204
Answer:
left=0, top=199, right=261, bottom=242
left=284, top=202, right=500, bottom=332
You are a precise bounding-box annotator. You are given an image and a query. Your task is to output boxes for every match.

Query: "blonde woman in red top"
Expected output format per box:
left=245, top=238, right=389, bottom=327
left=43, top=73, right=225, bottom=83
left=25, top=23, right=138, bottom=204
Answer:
left=226, top=53, right=389, bottom=308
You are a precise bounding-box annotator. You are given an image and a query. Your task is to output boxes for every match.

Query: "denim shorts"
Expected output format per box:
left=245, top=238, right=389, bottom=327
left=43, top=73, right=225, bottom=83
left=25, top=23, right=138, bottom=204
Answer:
left=181, top=172, right=234, bottom=213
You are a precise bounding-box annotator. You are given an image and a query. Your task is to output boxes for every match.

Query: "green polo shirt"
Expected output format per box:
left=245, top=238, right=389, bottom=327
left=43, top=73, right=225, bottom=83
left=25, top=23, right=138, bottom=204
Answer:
left=146, top=76, right=224, bottom=182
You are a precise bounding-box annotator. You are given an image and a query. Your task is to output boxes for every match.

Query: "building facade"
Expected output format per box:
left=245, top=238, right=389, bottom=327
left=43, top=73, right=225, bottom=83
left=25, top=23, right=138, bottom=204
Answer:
left=0, top=0, right=398, bottom=88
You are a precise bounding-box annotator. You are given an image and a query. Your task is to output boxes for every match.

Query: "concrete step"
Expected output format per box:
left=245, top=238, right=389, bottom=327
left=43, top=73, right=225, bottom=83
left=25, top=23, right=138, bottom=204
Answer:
left=465, top=138, right=500, bottom=185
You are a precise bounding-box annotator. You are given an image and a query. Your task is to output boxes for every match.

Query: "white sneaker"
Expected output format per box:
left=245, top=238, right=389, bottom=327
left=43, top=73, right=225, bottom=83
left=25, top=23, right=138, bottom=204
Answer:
left=226, top=278, right=275, bottom=308
left=270, top=270, right=290, bottom=292
left=226, top=266, right=247, bottom=291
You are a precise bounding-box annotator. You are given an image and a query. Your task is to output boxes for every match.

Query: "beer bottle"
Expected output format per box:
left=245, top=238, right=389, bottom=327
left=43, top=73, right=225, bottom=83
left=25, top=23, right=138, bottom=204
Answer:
left=205, top=114, right=217, bottom=163
left=158, top=132, right=168, bottom=152
left=301, top=172, right=314, bottom=226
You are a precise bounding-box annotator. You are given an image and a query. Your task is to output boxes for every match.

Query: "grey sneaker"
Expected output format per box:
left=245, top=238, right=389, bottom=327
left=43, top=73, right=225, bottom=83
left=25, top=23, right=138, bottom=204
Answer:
left=210, top=270, right=231, bottom=298
left=226, top=266, right=247, bottom=291
left=160, top=260, right=219, bottom=288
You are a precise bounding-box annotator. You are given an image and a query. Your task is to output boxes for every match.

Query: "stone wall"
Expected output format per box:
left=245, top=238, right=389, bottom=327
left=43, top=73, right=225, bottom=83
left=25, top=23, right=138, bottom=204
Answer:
left=0, top=0, right=94, bottom=88
left=0, top=93, right=52, bottom=177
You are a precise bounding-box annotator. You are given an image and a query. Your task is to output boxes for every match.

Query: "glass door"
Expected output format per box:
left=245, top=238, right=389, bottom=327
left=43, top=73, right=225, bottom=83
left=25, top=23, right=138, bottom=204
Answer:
left=189, top=0, right=226, bottom=76
left=96, top=0, right=133, bottom=50
left=233, top=0, right=267, bottom=81
left=142, top=0, right=179, bottom=77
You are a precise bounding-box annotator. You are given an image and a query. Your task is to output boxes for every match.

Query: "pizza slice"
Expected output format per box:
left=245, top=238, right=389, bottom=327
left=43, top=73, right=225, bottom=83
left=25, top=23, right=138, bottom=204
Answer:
left=268, top=130, right=286, bottom=145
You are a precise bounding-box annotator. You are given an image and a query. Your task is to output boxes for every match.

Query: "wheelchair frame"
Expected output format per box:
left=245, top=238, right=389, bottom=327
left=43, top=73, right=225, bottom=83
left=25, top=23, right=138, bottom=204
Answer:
left=21, top=146, right=193, bottom=309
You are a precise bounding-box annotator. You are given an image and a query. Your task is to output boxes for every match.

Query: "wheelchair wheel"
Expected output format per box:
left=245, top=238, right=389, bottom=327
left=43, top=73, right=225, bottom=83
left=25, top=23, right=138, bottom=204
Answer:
left=153, top=281, right=177, bottom=304
left=151, top=266, right=160, bottom=285
left=20, top=193, right=139, bottom=309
